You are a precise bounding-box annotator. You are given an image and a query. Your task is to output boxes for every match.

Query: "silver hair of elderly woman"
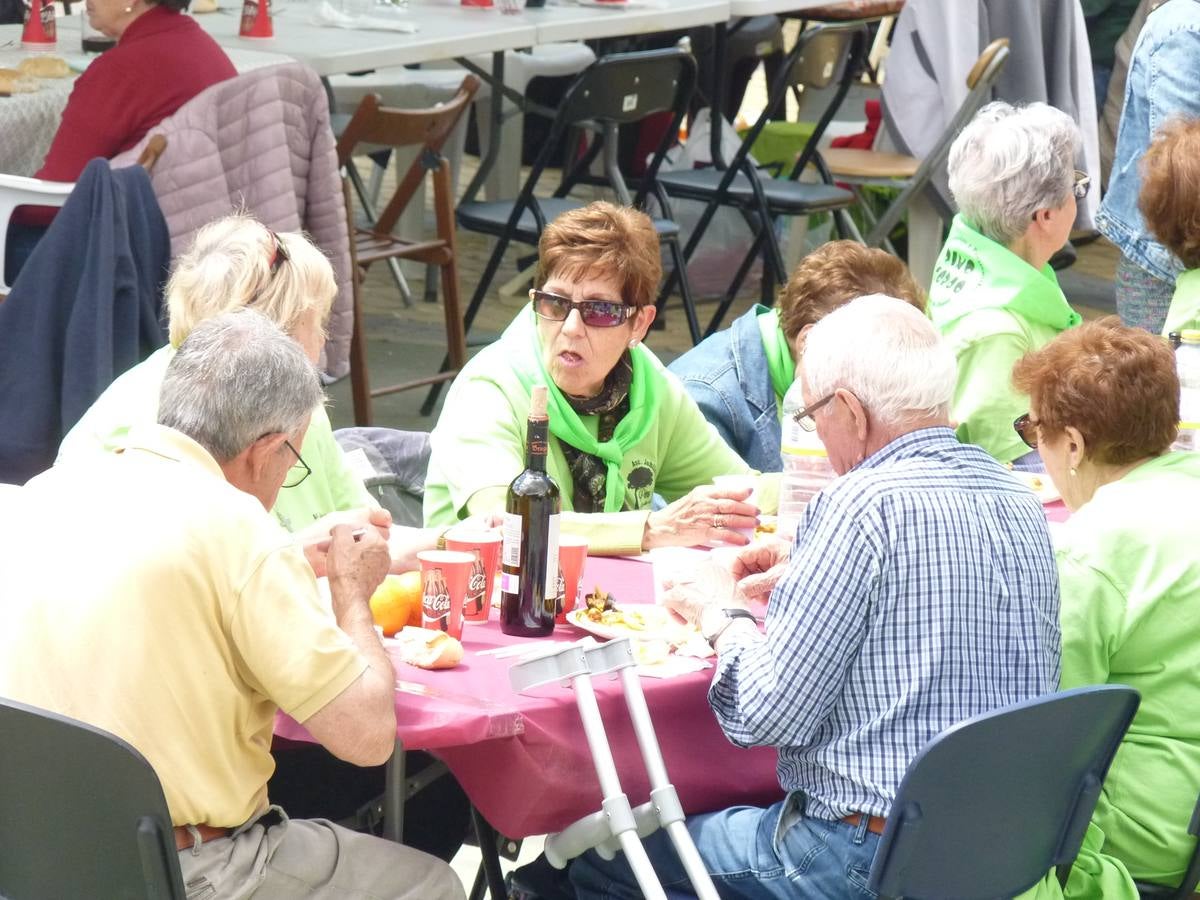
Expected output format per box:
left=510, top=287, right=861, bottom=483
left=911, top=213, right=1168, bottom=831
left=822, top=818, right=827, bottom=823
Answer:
left=802, top=294, right=957, bottom=428
left=157, top=308, right=325, bottom=462
left=948, top=101, right=1082, bottom=247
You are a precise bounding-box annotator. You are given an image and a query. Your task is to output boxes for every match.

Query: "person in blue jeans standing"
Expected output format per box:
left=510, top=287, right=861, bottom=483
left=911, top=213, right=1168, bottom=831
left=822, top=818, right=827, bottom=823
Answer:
left=1096, top=0, right=1200, bottom=333
left=569, top=296, right=1062, bottom=899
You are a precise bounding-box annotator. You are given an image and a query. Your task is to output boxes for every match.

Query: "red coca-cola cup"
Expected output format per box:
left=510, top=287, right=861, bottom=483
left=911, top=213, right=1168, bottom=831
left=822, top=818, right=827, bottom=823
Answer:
left=239, top=0, right=273, bottom=39
left=417, top=550, right=473, bottom=641
left=22, top=0, right=56, bottom=49
left=555, top=534, right=589, bottom=625
left=445, top=529, right=501, bottom=624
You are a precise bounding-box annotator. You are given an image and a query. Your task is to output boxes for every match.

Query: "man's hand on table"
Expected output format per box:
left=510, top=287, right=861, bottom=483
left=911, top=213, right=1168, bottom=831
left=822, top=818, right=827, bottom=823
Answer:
left=728, top=537, right=790, bottom=607
left=326, top=524, right=391, bottom=626
left=661, top=559, right=739, bottom=627
left=299, top=507, right=392, bottom=577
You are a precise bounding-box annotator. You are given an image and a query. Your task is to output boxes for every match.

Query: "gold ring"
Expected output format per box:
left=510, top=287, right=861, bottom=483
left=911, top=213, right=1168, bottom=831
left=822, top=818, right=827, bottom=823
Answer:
left=713, top=514, right=725, bottom=530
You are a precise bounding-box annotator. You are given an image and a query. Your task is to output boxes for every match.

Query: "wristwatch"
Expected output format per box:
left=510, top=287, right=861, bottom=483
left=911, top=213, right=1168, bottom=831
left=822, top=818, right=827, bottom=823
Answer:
left=702, top=608, right=760, bottom=649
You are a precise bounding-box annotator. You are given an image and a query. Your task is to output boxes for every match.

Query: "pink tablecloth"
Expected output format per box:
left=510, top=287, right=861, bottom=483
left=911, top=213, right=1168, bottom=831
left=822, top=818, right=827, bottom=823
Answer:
left=277, top=555, right=784, bottom=838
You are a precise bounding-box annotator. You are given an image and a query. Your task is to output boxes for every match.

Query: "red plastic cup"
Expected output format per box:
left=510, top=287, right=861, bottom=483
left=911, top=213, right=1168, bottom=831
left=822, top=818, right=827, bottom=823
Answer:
left=461, top=0, right=493, bottom=7
left=22, top=0, right=56, bottom=49
left=239, top=0, right=273, bottom=39
left=417, top=550, right=474, bottom=641
left=555, top=534, right=589, bottom=625
left=445, top=529, right=502, bottom=624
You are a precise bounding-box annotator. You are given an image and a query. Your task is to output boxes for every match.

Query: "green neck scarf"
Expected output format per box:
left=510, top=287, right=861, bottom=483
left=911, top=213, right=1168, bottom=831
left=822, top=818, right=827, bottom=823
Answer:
left=755, top=305, right=795, bottom=409
left=929, top=215, right=1081, bottom=333
left=504, top=308, right=663, bottom=513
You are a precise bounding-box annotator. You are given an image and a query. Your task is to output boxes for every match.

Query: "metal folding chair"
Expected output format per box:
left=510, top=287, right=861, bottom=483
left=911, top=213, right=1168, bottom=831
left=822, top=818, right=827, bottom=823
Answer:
left=657, top=21, right=870, bottom=336
left=509, top=638, right=718, bottom=900
left=869, top=684, right=1140, bottom=900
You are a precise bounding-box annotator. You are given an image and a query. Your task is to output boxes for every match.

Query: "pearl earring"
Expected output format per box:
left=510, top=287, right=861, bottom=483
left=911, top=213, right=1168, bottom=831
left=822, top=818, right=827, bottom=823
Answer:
left=1069, top=466, right=1078, bottom=477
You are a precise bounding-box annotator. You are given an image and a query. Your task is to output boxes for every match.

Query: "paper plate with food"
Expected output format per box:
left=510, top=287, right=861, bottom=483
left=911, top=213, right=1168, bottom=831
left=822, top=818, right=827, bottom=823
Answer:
left=1009, top=469, right=1060, bottom=504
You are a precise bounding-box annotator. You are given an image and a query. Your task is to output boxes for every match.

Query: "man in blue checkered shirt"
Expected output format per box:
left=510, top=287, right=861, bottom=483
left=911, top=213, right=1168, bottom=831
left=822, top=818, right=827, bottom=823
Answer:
left=571, top=295, right=1061, bottom=899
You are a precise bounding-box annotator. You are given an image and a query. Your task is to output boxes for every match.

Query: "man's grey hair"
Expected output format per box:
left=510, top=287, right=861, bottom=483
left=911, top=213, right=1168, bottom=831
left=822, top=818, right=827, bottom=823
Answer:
left=802, top=294, right=956, bottom=428
left=158, top=309, right=324, bottom=462
left=948, top=101, right=1082, bottom=246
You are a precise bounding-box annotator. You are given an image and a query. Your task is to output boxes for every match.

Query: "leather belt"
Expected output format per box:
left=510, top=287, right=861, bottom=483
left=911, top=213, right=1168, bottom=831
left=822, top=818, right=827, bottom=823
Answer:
left=174, top=823, right=232, bottom=851
left=842, top=812, right=887, bottom=836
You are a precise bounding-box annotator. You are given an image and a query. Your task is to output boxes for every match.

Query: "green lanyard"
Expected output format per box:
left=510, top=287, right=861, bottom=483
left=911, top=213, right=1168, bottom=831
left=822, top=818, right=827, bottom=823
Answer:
left=756, top=306, right=796, bottom=412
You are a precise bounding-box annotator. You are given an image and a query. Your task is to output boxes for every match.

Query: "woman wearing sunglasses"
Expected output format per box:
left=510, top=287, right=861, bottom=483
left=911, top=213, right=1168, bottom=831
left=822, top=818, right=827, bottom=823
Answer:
left=424, top=202, right=761, bottom=554
left=1012, top=318, right=1200, bottom=890
left=928, top=101, right=1087, bottom=469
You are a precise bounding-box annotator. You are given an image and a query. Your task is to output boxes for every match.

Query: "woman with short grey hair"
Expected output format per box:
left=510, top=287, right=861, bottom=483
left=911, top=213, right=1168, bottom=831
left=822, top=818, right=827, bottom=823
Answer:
left=928, top=101, right=1087, bottom=468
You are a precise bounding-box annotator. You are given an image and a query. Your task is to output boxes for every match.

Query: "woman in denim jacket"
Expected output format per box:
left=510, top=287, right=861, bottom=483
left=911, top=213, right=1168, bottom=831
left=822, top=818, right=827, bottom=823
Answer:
left=667, top=242, right=924, bottom=472
left=1096, top=0, right=1200, bottom=332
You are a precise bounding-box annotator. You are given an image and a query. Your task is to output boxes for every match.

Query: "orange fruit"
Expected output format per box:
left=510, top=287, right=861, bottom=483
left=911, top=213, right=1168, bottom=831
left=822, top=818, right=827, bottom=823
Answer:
left=369, top=570, right=423, bottom=636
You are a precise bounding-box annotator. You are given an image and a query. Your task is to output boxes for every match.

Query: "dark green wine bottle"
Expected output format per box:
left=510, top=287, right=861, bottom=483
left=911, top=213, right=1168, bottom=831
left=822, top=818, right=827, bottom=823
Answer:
left=500, top=385, right=561, bottom=636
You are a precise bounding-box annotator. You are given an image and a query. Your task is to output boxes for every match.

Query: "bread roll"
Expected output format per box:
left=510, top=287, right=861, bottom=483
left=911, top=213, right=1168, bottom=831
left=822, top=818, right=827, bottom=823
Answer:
left=18, top=55, right=71, bottom=78
left=394, top=626, right=463, bottom=670
left=192, top=0, right=219, bottom=13
left=0, top=68, right=40, bottom=94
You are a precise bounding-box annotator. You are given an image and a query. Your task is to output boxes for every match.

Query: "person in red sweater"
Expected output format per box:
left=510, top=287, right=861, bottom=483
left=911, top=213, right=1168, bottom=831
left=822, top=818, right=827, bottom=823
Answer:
left=5, top=0, right=235, bottom=283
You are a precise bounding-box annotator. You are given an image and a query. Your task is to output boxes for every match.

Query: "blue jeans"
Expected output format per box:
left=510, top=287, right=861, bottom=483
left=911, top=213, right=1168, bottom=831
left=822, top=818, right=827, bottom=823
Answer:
left=569, top=794, right=881, bottom=900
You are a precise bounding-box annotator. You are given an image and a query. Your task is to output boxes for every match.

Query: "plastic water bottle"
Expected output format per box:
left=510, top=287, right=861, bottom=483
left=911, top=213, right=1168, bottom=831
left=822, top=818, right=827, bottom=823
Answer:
left=1173, top=330, right=1200, bottom=452
left=778, top=378, right=836, bottom=542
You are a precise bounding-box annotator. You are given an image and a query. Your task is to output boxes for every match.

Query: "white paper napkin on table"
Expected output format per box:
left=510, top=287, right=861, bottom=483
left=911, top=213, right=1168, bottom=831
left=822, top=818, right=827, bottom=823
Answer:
left=310, top=1, right=419, bottom=32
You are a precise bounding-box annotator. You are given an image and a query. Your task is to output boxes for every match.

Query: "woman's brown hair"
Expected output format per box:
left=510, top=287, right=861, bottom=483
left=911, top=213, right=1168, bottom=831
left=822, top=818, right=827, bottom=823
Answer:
left=1012, top=317, right=1178, bottom=465
left=536, top=202, right=662, bottom=308
left=778, top=241, right=925, bottom=341
left=1139, top=117, right=1200, bottom=270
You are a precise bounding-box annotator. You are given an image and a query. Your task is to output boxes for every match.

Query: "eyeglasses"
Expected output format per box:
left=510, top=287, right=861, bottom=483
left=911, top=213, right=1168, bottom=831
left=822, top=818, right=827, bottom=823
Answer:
left=1072, top=170, right=1091, bottom=202
left=792, top=392, right=836, bottom=432
left=281, top=439, right=312, bottom=489
left=1013, top=413, right=1041, bottom=449
left=268, top=229, right=290, bottom=274
left=530, top=288, right=636, bottom=328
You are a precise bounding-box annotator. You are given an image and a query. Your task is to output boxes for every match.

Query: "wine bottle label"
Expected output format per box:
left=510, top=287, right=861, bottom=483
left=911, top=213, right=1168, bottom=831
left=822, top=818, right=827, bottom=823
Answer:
left=544, top=514, right=560, bottom=598
left=501, top=512, right=522, bottom=567
left=501, top=571, right=520, bottom=594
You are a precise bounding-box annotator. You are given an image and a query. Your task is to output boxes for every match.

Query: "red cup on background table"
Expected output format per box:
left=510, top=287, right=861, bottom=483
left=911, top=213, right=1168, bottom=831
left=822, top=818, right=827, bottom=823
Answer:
left=461, top=0, right=493, bottom=8
left=417, top=550, right=473, bottom=640
left=555, top=534, right=589, bottom=625
left=445, top=528, right=502, bottom=623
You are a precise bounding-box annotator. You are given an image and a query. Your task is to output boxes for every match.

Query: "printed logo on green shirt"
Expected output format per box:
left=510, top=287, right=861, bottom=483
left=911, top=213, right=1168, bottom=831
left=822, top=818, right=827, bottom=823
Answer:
left=933, top=246, right=985, bottom=297
left=627, top=461, right=656, bottom=509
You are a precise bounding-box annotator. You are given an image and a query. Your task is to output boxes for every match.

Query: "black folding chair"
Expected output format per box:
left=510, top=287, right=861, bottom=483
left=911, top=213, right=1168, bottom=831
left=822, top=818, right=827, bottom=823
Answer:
left=1135, top=789, right=1200, bottom=899
left=420, top=45, right=700, bottom=416
left=0, top=695, right=186, bottom=900
left=658, top=21, right=869, bottom=336
left=869, top=684, right=1140, bottom=900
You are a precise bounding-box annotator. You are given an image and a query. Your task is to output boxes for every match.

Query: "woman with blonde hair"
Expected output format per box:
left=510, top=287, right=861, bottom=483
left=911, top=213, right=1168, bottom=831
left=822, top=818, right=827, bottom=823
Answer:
left=60, top=213, right=415, bottom=551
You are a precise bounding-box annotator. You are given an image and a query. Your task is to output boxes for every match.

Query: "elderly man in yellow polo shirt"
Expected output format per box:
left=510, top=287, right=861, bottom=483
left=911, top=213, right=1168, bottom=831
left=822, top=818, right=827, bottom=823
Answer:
left=0, top=310, right=464, bottom=900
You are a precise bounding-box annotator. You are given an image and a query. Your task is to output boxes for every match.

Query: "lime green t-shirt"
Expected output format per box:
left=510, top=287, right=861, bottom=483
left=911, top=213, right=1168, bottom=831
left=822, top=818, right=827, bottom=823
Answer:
left=423, top=312, right=754, bottom=555
left=1056, top=452, right=1200, bottom=885
left=55, top=346, right=373, bottom=532
left=929, top=216, right=1080, bottom=463
left=1160, top=269, right=1200, bottom=337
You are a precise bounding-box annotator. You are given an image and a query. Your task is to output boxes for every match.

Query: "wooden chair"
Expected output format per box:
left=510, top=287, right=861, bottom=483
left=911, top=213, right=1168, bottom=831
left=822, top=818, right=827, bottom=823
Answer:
left=335, top=76, right=479, bottom=426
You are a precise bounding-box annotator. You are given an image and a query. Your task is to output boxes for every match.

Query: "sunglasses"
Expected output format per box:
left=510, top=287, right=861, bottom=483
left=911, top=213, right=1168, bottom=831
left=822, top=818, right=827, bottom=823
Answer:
left=530, top=288, right=636, bottom=328
left=268, top=229, right=290, bottom=275
left=1013, top=413, right=1041, bottom=449
left=1072, top=170, right=1090, bottom=202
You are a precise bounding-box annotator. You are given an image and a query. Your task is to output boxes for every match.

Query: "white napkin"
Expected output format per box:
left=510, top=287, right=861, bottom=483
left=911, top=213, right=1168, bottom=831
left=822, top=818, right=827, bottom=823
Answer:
left=310, top=1, right=419, bottom=32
